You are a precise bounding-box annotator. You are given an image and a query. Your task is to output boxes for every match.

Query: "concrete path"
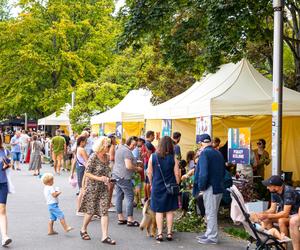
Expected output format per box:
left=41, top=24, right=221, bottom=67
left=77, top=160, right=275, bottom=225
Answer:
left=7, top=164, right=246, bottom=250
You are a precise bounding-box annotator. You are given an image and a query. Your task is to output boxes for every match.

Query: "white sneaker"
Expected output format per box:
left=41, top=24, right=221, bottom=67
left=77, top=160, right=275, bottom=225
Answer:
left=2, top=237, right=12, bottom=246
left=196, top=234, right=207, bottom=240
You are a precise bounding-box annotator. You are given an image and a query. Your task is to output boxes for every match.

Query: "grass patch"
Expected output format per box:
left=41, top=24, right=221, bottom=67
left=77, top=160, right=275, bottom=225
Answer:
left=224, top=226, right=250, bottom=240
left=173, top=198, right=206, bottom=233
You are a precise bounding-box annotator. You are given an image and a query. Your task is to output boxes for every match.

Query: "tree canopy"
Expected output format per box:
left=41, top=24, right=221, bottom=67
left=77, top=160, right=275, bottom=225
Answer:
left=0, top=0, right=299, bottom=131
left=119, top=0, right=300, bottom=90
left=0, top=0, right=118, bottom=119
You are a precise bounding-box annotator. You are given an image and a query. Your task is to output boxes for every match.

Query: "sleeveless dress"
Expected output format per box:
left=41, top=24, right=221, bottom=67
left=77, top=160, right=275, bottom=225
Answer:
left=150, top=153, right=178, bottom=213
left=28, top=141, right=43, bottom=171
left=79, top=153, right=110, bottom=217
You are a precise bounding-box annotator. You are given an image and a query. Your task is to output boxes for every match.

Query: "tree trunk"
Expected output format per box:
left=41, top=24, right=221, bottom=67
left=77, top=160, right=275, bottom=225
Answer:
left=295, top=58, right=300, bottom=91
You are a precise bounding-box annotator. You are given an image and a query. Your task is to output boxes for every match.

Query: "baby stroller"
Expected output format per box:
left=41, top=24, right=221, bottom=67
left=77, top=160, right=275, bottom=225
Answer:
left=229, top=185, right=291, bottom=250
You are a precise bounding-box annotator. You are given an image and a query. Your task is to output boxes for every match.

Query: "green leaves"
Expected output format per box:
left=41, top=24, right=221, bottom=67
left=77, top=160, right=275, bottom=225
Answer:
left=119, top=0, right=300, bottom=90
left=0, top=0, right=118, bottom=120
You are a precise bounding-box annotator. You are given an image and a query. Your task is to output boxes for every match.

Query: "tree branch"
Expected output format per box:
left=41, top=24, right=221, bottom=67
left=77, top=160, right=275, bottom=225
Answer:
left=284, top=36, right=300, bottom=60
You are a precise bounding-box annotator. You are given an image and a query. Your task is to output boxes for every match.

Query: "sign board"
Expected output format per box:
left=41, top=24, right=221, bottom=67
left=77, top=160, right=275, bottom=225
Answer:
left=116, top=122, right=122, bottom=139
left=99, top=123, right=105, bottom=136
left=228, top=127, right=251, bottom=164
left=196, top=116, right=211, bottom=144
left=162, top=119, right=172, bottom=137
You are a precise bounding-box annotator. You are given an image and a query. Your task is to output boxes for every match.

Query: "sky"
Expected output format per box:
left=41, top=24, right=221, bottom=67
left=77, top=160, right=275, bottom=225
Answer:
left=10, top=0, right=126, bottom=17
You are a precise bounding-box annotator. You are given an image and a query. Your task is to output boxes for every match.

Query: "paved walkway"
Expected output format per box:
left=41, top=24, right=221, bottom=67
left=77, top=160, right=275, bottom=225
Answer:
left=7, top=164, right=246, bottom=250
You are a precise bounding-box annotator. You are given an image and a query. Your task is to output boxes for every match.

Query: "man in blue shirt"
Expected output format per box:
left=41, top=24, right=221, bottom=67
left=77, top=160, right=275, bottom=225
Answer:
left=10, top=131, right=22, bottom=171
left=172, top=131, right=182, bottom=160
left=256, top=175, right=300, bottom=238
left=195, top=134, right=225, bottom=245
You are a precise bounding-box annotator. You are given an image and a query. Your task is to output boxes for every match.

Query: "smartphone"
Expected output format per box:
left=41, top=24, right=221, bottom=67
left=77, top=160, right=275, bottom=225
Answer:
left=110, top=178, right=118, bottom=183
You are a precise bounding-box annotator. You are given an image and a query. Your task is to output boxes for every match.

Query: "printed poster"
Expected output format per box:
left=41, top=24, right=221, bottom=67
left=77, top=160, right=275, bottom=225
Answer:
left=228, top=127, right=251, bottom=164
left=162, top=119, right=172, bottom=137
left=99, top=123, right=105, bottom=136
left=116, top=122, right=123, bottom=139
left=196, top=116, right=211, bottom=144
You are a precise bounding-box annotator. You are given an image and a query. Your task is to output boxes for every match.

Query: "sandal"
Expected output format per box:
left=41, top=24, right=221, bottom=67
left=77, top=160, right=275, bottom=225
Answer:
left=102, top=237, right=116, bottom=245
left=156, top=234, right=163, bottom=242
left=166, top=233, right=173, bottom=241
left=127, top=221, right=140, bottom=227
left=80, top=231, right=91, bottom=240
left=118, top=220, right=127, bottom=225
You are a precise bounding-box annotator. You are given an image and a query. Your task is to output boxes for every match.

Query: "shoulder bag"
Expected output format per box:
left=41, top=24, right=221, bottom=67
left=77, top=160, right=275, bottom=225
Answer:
left=153, top=153, right=179, bottom=196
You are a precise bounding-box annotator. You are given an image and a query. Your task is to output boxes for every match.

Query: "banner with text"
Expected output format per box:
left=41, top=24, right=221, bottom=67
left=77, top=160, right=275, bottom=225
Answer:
left=228, top=127, right=251, bottom=164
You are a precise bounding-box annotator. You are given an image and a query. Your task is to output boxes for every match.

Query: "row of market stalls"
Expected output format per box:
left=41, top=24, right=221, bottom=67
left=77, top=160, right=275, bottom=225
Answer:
left=90, top=59, right=300, bottom=181
left=37, top=59, right=300, bottom=181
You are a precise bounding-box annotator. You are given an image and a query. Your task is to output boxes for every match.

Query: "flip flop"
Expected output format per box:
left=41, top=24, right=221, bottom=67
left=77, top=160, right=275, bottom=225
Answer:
left=127, top=221, right=140, bottom=227
left=166, top=233, right=173, bottom=241
left=48, top=231, right=58, bottom=236
left=118, top=220, right=127, bottom=225
left=155, top=234, right=163, bottom=242
left=102, top=237, right=116, bottom=245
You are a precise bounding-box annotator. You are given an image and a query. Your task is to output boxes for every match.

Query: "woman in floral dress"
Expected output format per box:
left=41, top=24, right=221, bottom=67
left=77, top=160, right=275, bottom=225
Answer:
left=79, top=136, right=116, bottom=245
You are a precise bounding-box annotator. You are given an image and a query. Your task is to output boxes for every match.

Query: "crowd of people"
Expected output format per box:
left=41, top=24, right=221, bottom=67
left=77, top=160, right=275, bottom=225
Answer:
left=0, top=128, right=299, bottom=249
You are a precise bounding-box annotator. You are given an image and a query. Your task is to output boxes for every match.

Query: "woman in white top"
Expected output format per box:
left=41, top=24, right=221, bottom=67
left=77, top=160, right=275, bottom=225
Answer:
left=71, top=135, right=88, bottom=216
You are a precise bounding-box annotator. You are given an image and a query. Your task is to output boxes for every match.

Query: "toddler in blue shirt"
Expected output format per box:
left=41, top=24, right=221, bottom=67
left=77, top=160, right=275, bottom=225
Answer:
left=42, top=173, right=73, bottom=235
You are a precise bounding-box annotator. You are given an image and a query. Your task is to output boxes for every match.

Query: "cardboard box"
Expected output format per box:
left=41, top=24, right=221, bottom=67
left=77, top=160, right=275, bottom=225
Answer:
left=245, top=201, right=269, bottom=213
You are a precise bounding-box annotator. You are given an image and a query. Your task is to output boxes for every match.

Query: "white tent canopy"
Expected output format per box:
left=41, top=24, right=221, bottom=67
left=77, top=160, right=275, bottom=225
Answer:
left=38, top=104, right=71, bottom=126
left=91, top=89, right=152, bottom=125
left=146, top=59, right=300, bottom=119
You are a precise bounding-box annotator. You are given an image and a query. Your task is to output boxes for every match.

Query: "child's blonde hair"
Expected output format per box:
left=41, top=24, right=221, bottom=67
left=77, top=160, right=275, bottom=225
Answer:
left=41, top=173, right=54, bottom=185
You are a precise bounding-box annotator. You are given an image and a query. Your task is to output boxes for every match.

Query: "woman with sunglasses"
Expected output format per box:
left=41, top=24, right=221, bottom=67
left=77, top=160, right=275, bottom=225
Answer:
left=253, top=139, right=271, bottom=179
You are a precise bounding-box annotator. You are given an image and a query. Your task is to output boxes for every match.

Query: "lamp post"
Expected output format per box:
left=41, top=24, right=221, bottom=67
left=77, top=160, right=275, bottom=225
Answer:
left=272, top=0, right=284, bottom=175
left=24, top=113, right=28, bottom=131
left=71, top=92, right=75, bottom=108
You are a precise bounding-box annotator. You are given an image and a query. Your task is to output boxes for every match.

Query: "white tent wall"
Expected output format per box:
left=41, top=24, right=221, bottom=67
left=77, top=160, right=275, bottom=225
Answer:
left=145, top=59, right=300, bottom=119
left=91, top=89, right=152, bottom=125
left=38, top=104, right=71, bottom=126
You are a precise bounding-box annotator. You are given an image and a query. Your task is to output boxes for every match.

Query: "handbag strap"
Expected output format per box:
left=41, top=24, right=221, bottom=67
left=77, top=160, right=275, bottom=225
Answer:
left=153, top=153, right=168, bottom=188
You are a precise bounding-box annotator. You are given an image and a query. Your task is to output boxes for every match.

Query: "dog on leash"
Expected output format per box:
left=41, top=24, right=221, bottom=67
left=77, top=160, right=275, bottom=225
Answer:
left=139, top=199, right=156, bottom=237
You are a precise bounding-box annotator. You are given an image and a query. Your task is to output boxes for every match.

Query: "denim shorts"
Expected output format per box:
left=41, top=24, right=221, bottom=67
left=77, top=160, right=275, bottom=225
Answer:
left=12, top=152, right=21, bottom=161
left=48, top=203, right=65, bottom=221
left=76, top=164, right=85, bottom=189
left=0, top=183, right=8, bottom=204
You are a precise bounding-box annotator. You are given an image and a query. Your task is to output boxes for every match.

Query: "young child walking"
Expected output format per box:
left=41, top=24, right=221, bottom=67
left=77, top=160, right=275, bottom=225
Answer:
left=42, top=173, right=73, bottom=235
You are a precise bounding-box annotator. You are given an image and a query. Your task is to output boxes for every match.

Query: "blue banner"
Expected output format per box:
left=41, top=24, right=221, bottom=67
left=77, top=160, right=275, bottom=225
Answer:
left=228, top=128, right=251, bottom=164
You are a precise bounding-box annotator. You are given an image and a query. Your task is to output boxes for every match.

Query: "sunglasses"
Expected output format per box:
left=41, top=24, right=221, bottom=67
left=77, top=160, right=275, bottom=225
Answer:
left=257, top=142, right=262, bottom=145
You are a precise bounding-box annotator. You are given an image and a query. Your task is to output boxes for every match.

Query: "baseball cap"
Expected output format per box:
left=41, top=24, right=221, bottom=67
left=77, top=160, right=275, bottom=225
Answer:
left=262, top=175, right=284, bottom=187
left=198, top=134, right=211, bottom=143
left=107, top=133, right=116, bottom=139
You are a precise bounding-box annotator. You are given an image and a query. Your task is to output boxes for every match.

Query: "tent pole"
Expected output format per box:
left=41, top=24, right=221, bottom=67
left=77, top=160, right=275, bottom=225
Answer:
left=272, top=0, right=284, bottom=176
left=210, top=115, right=213, bottom=138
